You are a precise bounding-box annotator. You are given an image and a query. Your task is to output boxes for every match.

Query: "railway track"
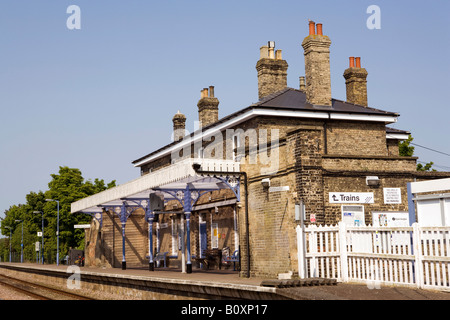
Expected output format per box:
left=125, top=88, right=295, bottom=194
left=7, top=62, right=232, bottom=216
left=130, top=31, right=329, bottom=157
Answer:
left=0, top=273, right=94, bottom=300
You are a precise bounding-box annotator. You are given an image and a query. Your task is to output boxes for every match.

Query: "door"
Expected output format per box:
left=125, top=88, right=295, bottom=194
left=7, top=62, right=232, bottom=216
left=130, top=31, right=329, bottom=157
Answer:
left=199, top=222, right=207, bottom=257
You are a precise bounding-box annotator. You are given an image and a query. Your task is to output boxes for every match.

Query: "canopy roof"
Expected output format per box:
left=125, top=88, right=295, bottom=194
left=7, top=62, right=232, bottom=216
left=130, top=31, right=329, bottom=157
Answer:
left=71, top=158, right=241, bottom=214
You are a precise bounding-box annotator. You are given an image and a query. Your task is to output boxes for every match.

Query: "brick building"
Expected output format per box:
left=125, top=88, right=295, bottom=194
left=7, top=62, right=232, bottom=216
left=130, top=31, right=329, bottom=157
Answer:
left=73, top=21, right=450, bottom=278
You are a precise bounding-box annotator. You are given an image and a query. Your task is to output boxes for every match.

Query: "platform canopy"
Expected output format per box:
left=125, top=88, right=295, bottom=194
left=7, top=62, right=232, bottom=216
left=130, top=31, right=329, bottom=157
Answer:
left=70, top=158, right=241, bottom=215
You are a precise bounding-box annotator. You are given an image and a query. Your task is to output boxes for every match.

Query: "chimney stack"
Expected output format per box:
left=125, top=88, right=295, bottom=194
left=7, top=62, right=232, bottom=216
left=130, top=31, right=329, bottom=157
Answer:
left=256, top=41, right=288, bottom=100
left=301, top=21, right=332, bottom=106
left=299, top=76, right=306, bottom=92
left=343, top=56, right=368, bottom=107
left=172, top=110, right=186, bottom=142
left=197, top=86, right=219, bottom=128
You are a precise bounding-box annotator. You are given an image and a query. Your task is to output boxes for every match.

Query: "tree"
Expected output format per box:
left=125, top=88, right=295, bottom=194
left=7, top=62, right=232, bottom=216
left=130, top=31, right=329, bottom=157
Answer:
left=399, top=135, right=435, bottom=171
left=1, top=167, right=115, bottom=263
left=417, top=161, right=435, bottom=172
left=398, top=135, right=415, bottom=157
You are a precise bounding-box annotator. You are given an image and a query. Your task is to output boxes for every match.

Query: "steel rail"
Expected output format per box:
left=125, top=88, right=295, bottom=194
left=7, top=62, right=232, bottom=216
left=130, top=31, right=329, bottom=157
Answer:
left=0, top=273, right=94, bottom=300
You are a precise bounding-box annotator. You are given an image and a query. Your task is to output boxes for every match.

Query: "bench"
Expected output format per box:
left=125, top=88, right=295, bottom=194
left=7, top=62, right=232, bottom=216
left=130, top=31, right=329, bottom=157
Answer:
left=194, top=249, right=222, bottom=270
left=146, top=252, right=169, bottom=268
left=193, top=257, right=209, bottom=269
left=222, top=250, right=239, bottom=271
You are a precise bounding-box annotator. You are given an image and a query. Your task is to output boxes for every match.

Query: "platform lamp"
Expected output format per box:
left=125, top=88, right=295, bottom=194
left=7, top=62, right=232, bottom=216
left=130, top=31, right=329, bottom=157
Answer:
left=46, top=199, right=60, bottom=266
left=4, top=226, right=12, bottom=263
left=14, top=220, right=23, bottom=263
left=33, top=211, right=44, bottom=264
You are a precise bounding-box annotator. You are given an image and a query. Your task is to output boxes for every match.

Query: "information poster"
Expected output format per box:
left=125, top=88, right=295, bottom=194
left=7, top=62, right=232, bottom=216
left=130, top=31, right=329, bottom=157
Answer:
left=211, top=223, right=219, bottom=249
left=372, top=211, right=410, bottom=246
left=372, top=211, right=409, bottom=227
left=341, top=205, right=365, bottom=226
left=383, top=188, right=402, bottom=204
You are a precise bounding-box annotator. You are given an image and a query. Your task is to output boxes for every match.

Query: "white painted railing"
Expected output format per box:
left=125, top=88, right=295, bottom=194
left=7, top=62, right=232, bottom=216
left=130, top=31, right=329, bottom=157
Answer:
left=296, top=222, right=450, bottom=291
left=195, top=158, right=241, bottom=173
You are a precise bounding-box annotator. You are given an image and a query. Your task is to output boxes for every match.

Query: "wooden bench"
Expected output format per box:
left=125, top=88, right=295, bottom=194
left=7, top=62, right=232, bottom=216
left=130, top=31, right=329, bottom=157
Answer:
left=193, top=257, right=210, bottom=269
left=194, top=249, right=222, bottom=270
left=146, top=252, right=169, bottom=268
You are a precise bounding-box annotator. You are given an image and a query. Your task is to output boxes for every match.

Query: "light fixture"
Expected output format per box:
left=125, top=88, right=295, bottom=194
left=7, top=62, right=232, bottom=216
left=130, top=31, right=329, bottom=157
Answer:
left=261, top=178, right=270, bottom=189
left=192, top=163, right=201, bottom=171
left=366, top=176, right=380, bottom=186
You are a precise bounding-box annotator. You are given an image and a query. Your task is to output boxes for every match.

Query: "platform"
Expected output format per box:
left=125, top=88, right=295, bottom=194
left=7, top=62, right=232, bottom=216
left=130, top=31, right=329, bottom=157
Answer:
left=0, top=263, right=449, bottom=300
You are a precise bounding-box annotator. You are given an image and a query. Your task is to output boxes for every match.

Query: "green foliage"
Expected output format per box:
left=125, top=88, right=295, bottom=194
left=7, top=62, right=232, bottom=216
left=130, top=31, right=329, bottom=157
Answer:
left=0, top=166, right=115, bottom=263
left=398, top=135, right=415, bottom=157
left=398, top=135, right=435, bottom=171
left=417, top=162, right=436, bottom=172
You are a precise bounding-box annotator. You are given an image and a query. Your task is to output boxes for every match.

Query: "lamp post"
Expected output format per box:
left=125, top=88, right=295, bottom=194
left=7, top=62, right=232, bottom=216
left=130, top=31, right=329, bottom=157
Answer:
left=14, top=220, right=23, bottom=263
left=33, top=211, right=44, bottom=264
left=4, top=226, right=12, bottom=263
left=46, top=199, right=60, bottom=266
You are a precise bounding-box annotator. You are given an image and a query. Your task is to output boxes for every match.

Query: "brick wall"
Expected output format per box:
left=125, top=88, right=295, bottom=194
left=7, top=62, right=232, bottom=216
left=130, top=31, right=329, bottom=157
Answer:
left=101, top=209, right=147, bottom=268
left=326, top=121, right=387, bottom=156
left=387, top=139, right=400, bottom=156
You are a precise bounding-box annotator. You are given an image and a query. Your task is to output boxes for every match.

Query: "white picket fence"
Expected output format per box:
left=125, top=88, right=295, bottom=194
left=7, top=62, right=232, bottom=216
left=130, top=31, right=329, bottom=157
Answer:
left=296, top=222, right=450, bottom=291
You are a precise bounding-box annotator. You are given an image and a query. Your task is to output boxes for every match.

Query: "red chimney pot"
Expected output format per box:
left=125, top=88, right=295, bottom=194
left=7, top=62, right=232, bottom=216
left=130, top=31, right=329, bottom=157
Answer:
left=316, top=23, right=323, bottom=35
left=349, top=57, right=355, bottom=68
left=355, top=57, right=361, bottom=68
left=309, top=21, right=316, bottom=35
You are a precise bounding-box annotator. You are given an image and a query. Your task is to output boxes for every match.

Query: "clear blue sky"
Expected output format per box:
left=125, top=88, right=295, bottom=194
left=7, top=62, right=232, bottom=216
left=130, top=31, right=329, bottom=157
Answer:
left=1, top=0, right=449, bottom=219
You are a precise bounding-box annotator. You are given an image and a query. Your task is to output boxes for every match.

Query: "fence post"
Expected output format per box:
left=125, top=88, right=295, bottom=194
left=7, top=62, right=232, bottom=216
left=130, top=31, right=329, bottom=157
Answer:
left=339, top=221, right=348, bottom=282
left=412, top=222, right=423, bottom=289
left=296, top=225, right=305, bottom=279
left=310, top=225, right=317, bottom=277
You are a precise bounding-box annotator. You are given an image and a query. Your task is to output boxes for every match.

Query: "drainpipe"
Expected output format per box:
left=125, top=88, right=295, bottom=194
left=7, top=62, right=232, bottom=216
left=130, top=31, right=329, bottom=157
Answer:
left=324, top=112, right=331, bottom=155
left=192, top=164, right=250, bottom=278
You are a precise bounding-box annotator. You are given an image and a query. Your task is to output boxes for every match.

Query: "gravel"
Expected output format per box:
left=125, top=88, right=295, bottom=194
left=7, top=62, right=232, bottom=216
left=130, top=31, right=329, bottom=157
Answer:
left=0, top=283, right=38, bottom=300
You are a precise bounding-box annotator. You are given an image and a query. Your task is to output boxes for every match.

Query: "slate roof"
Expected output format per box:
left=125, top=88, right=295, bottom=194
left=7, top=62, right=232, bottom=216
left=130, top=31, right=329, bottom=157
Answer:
left=385, top=127, right=410, bottom=135
left=132, top=87, right=402, bottom=166
left=252, top=87, right=398, bottom=116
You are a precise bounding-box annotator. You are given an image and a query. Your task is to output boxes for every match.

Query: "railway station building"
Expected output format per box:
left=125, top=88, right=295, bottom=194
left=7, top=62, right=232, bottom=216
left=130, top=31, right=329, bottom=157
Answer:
left=71, top=21, right=450, bottom=278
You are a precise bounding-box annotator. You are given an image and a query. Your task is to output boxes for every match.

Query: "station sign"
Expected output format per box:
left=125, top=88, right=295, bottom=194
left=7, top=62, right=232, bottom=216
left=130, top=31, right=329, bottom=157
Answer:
left=74, top=224, right=91, bottom=229
left=269, top=186, right=289, bottom=193
left=329, top=192, right=374, bottom=204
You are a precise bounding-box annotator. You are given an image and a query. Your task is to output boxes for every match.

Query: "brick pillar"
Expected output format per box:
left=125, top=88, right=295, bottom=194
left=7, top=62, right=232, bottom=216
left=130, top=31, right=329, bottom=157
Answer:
left=343, top=57, right=368, bottom=107
left=289, top=127, right=325, bottom=225
left=256, top=43, right=288, bottom=100
left=197, top=86, right=219, bottom=128
left=301, top=21, right=332, bottom=106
